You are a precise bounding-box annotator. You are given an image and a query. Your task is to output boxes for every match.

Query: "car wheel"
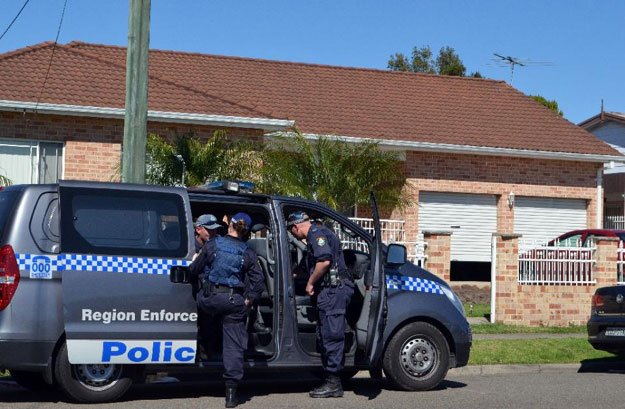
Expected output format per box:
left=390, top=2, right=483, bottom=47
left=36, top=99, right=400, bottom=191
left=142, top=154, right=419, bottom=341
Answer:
left=54, top=342, right=134, bottom=403
left=10, top=370, right=54, bottom=391
left=383, top=322, right=449, bottom=391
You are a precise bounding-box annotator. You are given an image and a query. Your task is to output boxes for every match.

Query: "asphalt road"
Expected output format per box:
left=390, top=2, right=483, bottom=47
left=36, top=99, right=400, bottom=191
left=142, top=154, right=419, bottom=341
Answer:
left=1, top=368, right=625, bottom=409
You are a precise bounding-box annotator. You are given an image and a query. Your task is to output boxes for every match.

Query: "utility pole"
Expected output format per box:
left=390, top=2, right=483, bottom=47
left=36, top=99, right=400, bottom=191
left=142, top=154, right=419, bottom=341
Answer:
left=121, top=0, right=151, bottom=183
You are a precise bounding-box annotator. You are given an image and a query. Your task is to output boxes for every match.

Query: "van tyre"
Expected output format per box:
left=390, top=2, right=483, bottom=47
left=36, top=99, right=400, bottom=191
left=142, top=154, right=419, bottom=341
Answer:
left=54, top=342, right=134, bottom=403
left=383, top=322, right=449, bottom=391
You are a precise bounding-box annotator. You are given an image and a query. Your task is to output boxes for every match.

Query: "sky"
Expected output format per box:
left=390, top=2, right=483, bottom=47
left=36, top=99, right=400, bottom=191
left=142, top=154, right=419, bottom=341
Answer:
left=0, top=0, right=623, bottom=124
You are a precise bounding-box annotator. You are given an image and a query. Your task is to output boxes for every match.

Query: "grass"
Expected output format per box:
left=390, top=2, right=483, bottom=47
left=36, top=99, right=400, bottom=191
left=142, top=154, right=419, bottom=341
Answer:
left=0, top=370, right=8, bottom=378
left=469, top=338, right=617, bottom=365
left=463, top=302, right=490, bottom=318
left=471, top=323, right=586, bottom=334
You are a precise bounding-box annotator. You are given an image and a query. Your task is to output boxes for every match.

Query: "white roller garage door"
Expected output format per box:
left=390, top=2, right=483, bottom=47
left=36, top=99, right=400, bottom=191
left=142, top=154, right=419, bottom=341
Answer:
left=419, top=192, right=497, bottom=262
left=514, top=197, right=587, bottom=245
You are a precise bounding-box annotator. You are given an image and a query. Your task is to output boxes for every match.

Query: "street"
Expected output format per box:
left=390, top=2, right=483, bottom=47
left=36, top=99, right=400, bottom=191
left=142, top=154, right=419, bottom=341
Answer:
left=1, top=368, right=625, bottom=409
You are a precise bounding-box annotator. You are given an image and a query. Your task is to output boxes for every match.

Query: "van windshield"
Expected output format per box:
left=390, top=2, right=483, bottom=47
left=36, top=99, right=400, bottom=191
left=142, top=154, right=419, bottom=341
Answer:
left=0, top=190, right=18, bottom=241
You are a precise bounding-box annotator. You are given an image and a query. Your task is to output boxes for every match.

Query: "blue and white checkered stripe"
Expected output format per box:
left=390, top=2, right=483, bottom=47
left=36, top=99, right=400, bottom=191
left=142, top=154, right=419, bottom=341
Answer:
left=16, top=253, right=189, bottom=276
left=386, top=274, right=444, bottom=295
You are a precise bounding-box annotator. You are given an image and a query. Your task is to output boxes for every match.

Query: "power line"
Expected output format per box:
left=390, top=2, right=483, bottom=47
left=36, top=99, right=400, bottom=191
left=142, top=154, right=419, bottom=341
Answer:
left=0, top=0, right=32, bottom=42
left=35, top=0, right=69, bottom=111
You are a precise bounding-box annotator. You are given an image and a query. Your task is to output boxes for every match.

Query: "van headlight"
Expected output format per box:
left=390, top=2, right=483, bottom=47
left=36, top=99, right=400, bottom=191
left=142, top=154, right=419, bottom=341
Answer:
left=441, top=285, right=465, bottom=316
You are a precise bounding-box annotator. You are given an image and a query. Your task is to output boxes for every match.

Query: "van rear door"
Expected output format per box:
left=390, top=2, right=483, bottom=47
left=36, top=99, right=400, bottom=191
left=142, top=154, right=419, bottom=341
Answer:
left=58, top=182, right=197, bottom=364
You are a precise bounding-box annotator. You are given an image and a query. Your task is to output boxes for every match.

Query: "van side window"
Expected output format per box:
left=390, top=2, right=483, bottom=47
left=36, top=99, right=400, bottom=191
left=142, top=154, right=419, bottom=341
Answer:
left=29, top=193, right=60, bottom=253
left=60, top=188, right=187, bottom=257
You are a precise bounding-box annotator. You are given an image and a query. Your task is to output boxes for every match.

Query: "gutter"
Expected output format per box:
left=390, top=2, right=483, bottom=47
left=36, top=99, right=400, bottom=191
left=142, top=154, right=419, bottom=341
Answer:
left=267, top=131, right=625, bottom=163
left=0, top=100, right=295, bottom=132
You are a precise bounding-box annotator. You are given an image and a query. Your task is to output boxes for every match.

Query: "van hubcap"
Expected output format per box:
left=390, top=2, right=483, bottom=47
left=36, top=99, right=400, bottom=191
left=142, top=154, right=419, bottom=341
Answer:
left=72, top=364, right=121, bottom=390
left=400, top=337, right=436, bottom=377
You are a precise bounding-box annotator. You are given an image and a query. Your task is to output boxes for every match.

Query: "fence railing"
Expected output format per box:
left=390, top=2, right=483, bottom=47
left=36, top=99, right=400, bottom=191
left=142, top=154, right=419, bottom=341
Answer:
left=347, top=217, right=427, bottom=268
left=518, top=240, right=596, bottom=285
left=605, top=215, right=625, bottom=230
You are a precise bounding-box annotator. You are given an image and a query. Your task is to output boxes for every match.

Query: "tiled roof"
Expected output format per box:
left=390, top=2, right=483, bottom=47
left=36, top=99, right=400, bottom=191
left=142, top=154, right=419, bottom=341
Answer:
left=0, top=41, right=619, bottom=156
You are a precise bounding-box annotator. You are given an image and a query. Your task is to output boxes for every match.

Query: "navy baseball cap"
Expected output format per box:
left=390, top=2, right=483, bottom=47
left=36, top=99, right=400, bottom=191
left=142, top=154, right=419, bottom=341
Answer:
left=286, top=210, right=310, bottom=228
left=195, top=214, right=221, bottom=230
left=231, top=212, right=252, bottom=231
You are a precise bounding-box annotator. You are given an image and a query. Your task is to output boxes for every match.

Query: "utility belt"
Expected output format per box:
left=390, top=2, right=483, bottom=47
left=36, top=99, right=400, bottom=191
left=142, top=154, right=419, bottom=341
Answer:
left=321, top=266, right=352, bottom=288
left=203, top=282, right=245, bottom=296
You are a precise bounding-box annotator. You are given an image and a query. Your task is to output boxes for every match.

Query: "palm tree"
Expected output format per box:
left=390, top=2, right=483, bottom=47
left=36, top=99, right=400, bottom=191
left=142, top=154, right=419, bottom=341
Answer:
left=145, top=131, right=261, bottom=187
left=259, top=131, right=410, bottom=214
left=0, top=175, right=11, bottom=187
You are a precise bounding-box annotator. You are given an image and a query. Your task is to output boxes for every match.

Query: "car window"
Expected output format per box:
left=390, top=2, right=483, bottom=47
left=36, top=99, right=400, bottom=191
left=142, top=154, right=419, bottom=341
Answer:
left=556, top=234, right=582, bottom=247
left=0, top=190, right=18, bottom=241
left=29, top=193, right=60, bottom=253
left=60, top=188, right=187, bottom=257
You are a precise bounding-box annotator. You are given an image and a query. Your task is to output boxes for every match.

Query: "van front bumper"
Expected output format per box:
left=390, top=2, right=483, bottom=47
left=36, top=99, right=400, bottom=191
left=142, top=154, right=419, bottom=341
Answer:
left=0, top=340, right=56, bottom=372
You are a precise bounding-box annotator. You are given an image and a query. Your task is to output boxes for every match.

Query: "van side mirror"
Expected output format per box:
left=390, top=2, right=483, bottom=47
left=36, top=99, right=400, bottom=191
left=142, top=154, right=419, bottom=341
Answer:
left=386, top=244, right=407, bottom=266
left=170, top=266, right=190, bottom=284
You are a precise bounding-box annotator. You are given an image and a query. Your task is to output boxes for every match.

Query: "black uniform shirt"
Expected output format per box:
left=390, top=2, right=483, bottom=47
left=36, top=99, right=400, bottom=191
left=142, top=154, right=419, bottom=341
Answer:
left=305, top=223, right=347, bottom=275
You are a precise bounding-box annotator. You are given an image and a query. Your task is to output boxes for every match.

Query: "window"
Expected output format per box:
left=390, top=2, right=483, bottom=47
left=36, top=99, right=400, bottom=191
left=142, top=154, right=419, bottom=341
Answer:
left=0, top=190, right=19, bottom=241
left=0, top=139, right=63, bottom=184
left=60, top=188, right=187, bottom=257
left=556, top=234, right=582, bottom=247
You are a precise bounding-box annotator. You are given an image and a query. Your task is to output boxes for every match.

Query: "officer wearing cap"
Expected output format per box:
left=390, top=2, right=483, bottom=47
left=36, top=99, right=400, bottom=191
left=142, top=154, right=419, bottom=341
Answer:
left=190, top=212, right=265, bottom=408
left=287, top=210, right=354, bottom=398
left=194, top=213, right=223, bottom=254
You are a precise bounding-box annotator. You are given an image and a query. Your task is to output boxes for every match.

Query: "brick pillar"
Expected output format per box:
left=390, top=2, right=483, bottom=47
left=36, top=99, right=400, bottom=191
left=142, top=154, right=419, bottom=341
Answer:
left=595, top=237, right=619, bottom=287
left=493, top=233, right=521, bottom=324
left=423, top=230, right=452, bottom=281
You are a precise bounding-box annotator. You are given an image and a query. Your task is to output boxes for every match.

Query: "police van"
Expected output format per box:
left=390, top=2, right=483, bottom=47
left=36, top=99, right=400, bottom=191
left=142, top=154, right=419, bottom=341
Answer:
left=0, top=180, right=471, bottom=402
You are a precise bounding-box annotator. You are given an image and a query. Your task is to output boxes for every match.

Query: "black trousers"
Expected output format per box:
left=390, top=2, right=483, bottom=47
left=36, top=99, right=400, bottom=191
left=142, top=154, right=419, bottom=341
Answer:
left=197, top=292, right=249, bottom=382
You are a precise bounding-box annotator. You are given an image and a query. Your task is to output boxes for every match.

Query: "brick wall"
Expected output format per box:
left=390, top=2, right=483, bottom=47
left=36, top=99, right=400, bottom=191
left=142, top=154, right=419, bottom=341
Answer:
left=494, top=235, right=618, bottom=326
left=0, top=111, right=264, bottom=182
left=394, top=151, right=601, bottom=241
left=423, top=231, right=452, bottom=281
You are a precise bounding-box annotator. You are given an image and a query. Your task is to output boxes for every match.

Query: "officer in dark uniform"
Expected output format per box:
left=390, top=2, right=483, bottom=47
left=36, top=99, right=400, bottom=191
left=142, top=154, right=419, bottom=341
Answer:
left=287, top=210, right=354, bottom=398
left=190, top=212, right=265, bottom=408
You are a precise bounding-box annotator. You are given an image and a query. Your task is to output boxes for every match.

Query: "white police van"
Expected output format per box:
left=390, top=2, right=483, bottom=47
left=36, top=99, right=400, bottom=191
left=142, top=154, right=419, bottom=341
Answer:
left=0, top=180, right=471, bottom=402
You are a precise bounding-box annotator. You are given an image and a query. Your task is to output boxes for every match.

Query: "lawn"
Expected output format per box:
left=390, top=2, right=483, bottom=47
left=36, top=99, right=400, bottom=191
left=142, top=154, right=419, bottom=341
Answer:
left=469, top=338, right=617, bottom=365
left=471, top=323, right=586, bottom=334
left=463, top=302, right=490, bottom=318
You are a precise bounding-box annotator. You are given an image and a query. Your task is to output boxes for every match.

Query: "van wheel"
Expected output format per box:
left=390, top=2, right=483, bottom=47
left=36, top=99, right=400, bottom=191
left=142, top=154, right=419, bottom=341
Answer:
left=54, top=343, right=134, bottom=403
left=10, top=370, right=54, bottom=391
left=383, top=322, right=449, bottom=391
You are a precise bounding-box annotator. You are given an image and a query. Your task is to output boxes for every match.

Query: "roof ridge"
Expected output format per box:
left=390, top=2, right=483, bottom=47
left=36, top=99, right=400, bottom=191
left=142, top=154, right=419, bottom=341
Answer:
left=61, top=45, right=280, bottom=119
left=64, top=40, right=505, bottom=84
left=0, top=41, right=57, bottom=61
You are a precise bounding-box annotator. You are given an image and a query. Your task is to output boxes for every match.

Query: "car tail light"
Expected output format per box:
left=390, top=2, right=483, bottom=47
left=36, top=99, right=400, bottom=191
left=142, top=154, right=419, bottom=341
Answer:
left=0, top=245, right=20, bottom=311
left=591, top=294, right=604, bottom=308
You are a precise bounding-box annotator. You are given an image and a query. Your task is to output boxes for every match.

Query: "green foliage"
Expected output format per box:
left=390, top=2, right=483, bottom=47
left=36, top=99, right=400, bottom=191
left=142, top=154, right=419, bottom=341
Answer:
left=259, top=131, right=411, bottom=214
left=388, top=44, right=473, bottom=77
left=463, top=302, right=490, bottom=318
left=436, top=46, right=466, bottom=76
left=145, top=131, right=260, bottom=187
left=530, top=95, right=564, bottom=116
left=0, top=175, right=11, bottom=186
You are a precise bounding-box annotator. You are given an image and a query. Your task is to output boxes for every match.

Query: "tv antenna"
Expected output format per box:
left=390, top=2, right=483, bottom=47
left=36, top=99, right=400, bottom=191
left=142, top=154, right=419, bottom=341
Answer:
left=491, top=53, right=552, bottom=84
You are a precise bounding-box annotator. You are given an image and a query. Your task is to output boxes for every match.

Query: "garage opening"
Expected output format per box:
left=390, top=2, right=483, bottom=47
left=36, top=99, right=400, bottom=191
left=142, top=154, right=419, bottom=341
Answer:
left=419, top=192, right=497, bottom=282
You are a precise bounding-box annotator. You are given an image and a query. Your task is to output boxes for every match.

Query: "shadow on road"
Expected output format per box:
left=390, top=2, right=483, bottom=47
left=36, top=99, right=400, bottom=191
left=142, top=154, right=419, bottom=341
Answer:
left=578, top=358, right=625, bottom=374
left=0, top=374, right=468, bottom=404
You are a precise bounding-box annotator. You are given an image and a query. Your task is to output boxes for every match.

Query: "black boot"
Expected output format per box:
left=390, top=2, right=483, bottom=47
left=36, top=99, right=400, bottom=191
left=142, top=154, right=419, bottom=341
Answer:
left=225, top=383, right=238, bottom=408
left=309, top=373, right=343, bottom=398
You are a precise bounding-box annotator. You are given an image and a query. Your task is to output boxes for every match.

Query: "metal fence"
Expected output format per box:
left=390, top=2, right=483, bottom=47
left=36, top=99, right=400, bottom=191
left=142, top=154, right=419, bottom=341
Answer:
left=346, top=217, right=427, bottom=268
left=518, top=239, right=596, bottom=285
left=605, top=215, right=625, bottom=230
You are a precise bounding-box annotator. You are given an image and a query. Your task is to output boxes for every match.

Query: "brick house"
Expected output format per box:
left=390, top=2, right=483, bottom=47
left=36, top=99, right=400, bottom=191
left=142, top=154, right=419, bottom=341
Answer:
left=1, top=41, right=622, bottom=281
left=579, top=111, right=625, bottom=226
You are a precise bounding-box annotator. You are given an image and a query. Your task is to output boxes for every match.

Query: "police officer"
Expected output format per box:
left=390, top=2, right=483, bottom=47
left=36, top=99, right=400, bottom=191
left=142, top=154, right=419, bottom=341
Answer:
left=193, top=213, right=222, bottom=255
left=287, top=210, right=354, bottom=398
left=190, top=212, right=265, bottom=408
